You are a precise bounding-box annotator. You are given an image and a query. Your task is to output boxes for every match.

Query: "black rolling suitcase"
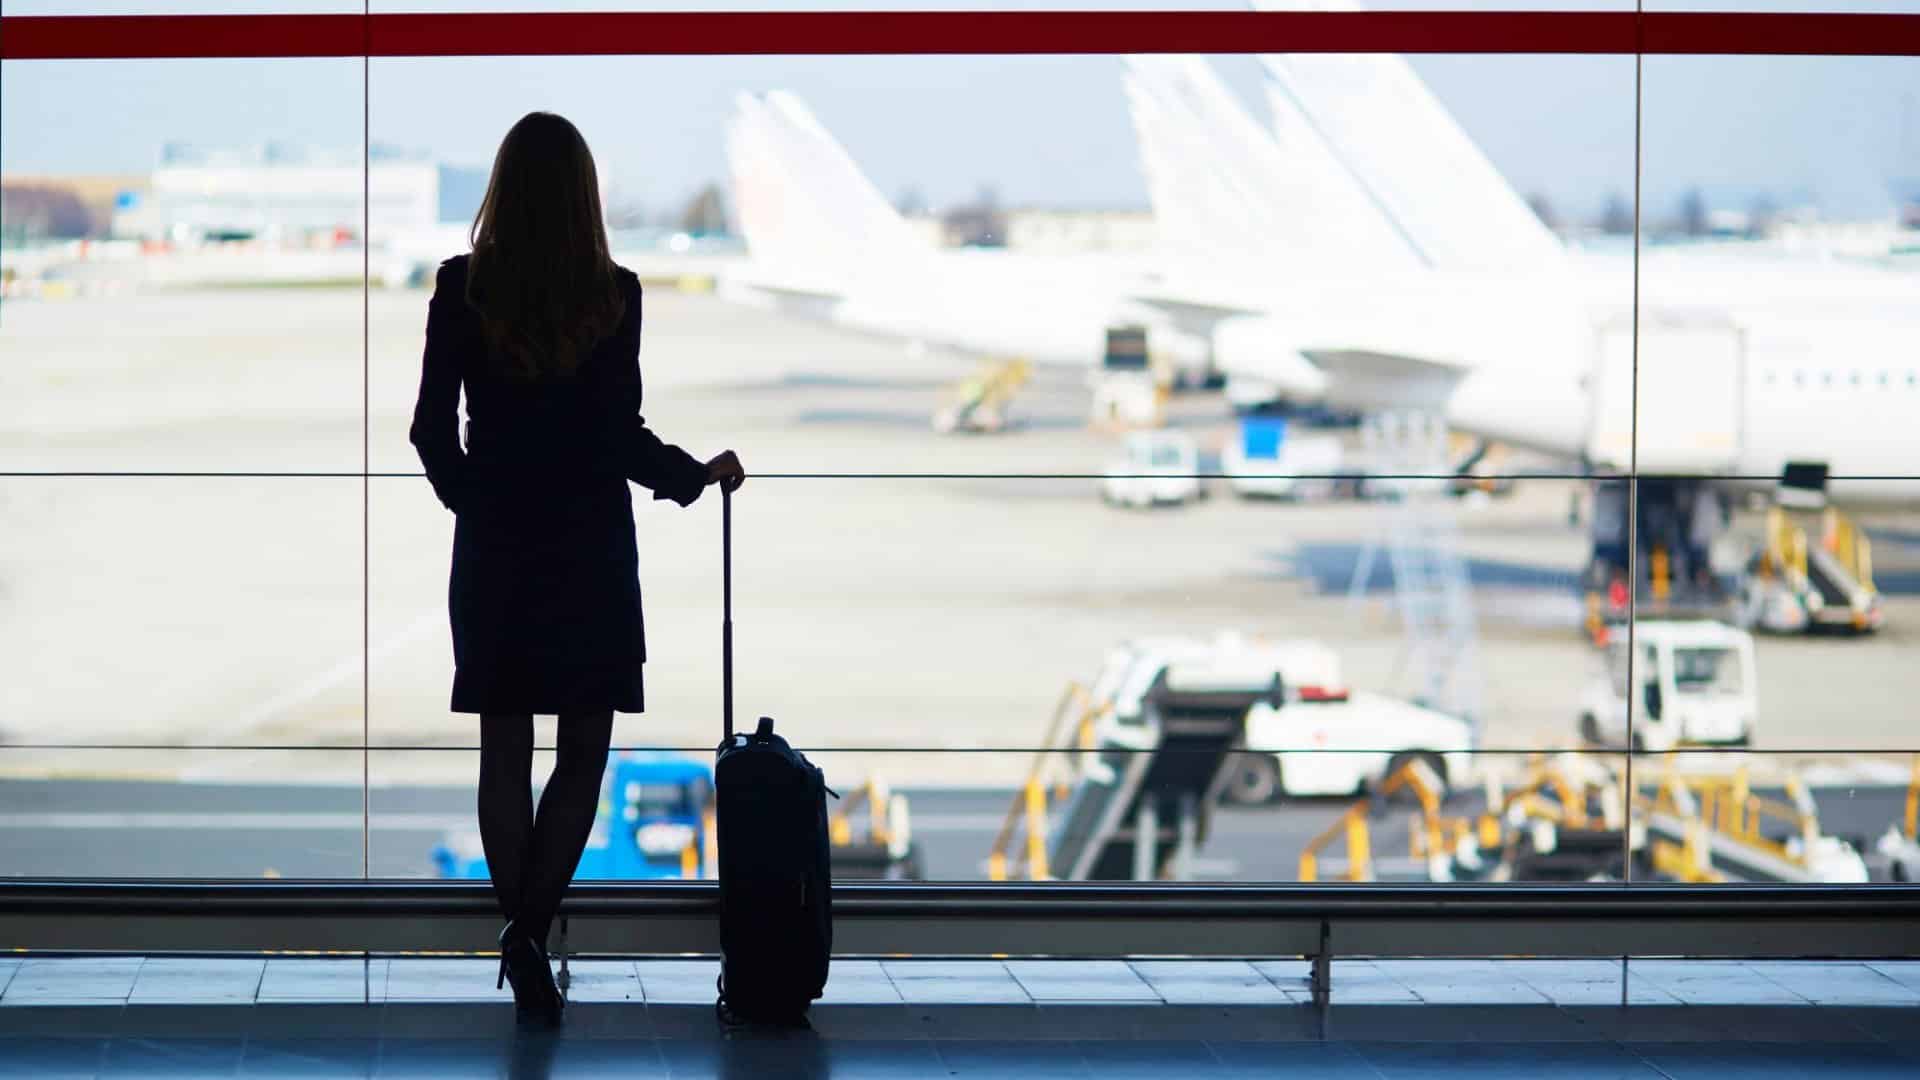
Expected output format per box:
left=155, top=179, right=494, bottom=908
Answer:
left=713, top=489, right=832, bottom=1026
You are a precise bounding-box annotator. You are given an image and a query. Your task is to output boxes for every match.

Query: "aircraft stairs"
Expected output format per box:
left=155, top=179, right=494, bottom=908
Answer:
left=1347, top=409, right=1484, bottom=731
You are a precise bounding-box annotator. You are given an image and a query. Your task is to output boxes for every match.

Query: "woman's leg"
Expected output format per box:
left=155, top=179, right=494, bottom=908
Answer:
left=476, top=712, right=536, bottom=924
left=516, top=709, right=615, bottom=948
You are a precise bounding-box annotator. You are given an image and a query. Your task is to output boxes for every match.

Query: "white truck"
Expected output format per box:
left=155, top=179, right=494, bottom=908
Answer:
left=1086, top=633, right=1341, bottom=717
left=1083, top=634, right=1474, bottom=806
left=1101, top=431, right=1203, bottom=508
left=1578, top=620, right=1758, bottom=752
left=1221, top=414, right=1347, bottom=500
left=1228, top=687, right=1475, bottom=804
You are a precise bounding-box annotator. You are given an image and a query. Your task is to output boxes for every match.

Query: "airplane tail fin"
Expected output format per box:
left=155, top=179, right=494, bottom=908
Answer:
left=1123, top=56, right=1287, bottom=264
left=725, top=89, right=928, bottom=288
left=1122, top=54, right=1421, bottom=275
left=1253, top=0, right=1564, bottom=271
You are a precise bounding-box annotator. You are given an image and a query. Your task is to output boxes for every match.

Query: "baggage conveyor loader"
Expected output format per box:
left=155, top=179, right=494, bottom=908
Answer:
left=1743, top=505, right=1882, bottom=634
left=1297, top=752, right=1869, bottom=885
left=988, top=638, right=1316, bottom=881
left=1299, top=753, right=1630, bottom=884
left=1639, top=760, right=1869, bottom=883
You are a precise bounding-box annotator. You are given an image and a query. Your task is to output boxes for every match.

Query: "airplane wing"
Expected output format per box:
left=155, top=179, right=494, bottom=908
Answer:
left=1127, top=278, right=1272, bottom=322
left=717, top=269, right=846, bottom=306
left=1301, top=347, right=1471, bottom=413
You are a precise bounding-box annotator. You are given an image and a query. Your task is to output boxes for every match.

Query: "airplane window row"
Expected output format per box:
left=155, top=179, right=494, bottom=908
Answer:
left=1762, top=370, right=1920, bottom=388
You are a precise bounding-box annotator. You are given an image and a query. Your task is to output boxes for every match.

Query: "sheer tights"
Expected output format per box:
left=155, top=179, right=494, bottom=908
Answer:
left=476, top=711, right=614, bottom=947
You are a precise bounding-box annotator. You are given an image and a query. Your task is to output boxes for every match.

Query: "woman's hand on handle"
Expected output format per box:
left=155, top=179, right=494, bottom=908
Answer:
left=706, top=450, right=746, bottom=495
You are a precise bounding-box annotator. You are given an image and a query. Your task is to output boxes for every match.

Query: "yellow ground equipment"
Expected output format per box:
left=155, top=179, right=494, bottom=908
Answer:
left=1638, top=760, right=1866, bottom=883
left=1289, top=751, right=1872, bottom=885
left=1345, top=753, right=1864, bottom=884
left=933, top=357, right=1031, bottom=433
left=1904, top=755, right=1919, bottom=847
left=827, top=777, right=924, bottom=880
left=1749, top=505, right=1882, bottom=632
left=987, top=683, right=1107, bottom=882
left=1298, top=756, right=1452, bottom=882
left=1298, top=753, right=1627, bottom=883
left=1446, top=435, right=1514, bottom=497
left=1478, top=755, right=1629, bottom=882
left=1875, top=756, right=1920, bottom=881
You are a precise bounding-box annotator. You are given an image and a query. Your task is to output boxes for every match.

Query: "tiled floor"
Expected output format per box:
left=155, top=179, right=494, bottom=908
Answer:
left=0, top=957, right=1916, bottom=1077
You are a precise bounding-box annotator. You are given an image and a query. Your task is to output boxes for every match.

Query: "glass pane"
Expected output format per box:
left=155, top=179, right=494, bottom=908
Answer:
left=365, top=52, right=1634, bottom=472
left=377, top=469, right=1627, bottom=761
left=0, top=748, right=367, bottom=878
left=1628, top=749, right=1909, bottom=884
left=1634, top=55, right=1920, bottom=751
left=1, top=56, right=365, bottom=472
left=732, top=476, right=1632, bottom=758
left=1635, top=55, right=1920, bottom=499
left=1614, top=479, right=1920, bottom=754
left=0, top=478, right=364, bottom=747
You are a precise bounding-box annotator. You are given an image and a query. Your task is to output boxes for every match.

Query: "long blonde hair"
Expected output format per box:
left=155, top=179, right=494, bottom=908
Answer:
left=466, top=112, right=624, bottom=378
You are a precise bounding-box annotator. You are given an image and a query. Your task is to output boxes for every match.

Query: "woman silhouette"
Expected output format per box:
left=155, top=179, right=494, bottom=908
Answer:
left=410, top=111, right=745, bottom=1027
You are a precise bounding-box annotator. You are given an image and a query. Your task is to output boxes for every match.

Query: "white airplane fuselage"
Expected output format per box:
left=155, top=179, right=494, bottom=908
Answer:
left=812, top=249, right=1156, bottom=367
left=1206, top=245, right=1920, bottom=506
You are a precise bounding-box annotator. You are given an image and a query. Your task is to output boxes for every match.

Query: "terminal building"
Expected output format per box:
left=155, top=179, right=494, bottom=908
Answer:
left=108, top=142, right=486, bottom=247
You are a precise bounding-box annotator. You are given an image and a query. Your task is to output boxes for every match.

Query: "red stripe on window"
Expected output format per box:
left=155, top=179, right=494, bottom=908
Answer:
left=1640, top=11, right=1920, bottom=56
left=2, top=14, right=364, bottom=60
left=2, top=10, right=1917, bottom=61
left=366, top=11, right=1635, bottom=58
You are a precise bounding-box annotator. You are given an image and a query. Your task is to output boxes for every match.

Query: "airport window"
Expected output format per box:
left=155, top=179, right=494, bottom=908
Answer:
left=1, top=6, right=1914, bottom=894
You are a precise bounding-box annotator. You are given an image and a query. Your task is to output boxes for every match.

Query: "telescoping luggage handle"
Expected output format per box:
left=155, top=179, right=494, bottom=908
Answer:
left=722, top=486, right=733, bottom=741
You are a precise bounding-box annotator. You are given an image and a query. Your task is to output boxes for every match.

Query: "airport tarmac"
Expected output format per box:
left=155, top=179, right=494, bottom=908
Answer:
left=2, top=284, right=1919, bottom=794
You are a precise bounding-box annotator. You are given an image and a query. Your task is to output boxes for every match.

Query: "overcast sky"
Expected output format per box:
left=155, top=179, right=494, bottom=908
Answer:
left=5, top=1, right=1919, bottom=221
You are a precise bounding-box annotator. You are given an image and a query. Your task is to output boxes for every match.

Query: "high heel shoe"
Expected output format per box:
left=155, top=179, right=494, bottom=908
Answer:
left=497, top=921, right=563, bottom=1027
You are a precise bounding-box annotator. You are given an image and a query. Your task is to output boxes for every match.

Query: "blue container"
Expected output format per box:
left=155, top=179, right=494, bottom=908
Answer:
left=1240, top=416, right=1287, bottom=460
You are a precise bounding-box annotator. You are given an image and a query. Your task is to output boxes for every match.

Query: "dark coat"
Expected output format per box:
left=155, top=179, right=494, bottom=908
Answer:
left=409, top=255, right=709, bottom=715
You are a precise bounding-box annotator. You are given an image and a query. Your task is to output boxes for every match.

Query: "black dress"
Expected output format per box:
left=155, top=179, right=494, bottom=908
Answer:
left=409, top=255, right=709, bottom=715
